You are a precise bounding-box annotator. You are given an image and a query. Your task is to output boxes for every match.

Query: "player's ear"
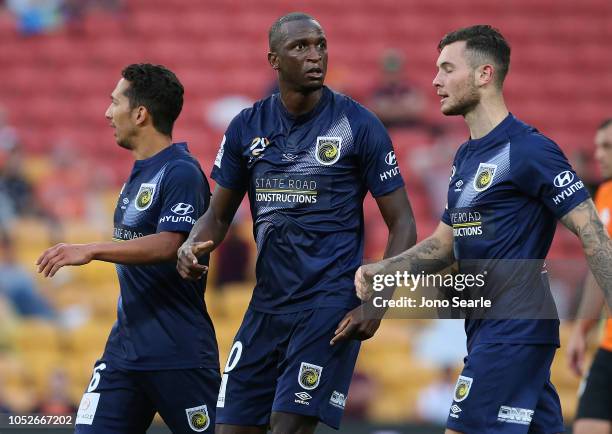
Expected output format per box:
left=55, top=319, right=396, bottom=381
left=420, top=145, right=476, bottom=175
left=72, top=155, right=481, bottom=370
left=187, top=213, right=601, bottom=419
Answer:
left=133, top=105, right=148, bottom=126
left=476, top=64, right=495, bottom=87
left=268, top=52, right=280, bottom=70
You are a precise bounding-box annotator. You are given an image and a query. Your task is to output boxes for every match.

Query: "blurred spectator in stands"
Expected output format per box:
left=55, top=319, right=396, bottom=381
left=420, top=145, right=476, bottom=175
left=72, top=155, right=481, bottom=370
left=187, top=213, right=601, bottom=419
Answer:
left=206, top=95, right=254, bottom=132
left=62, top=0, right=128, bottom=35
left=416, top=364, right=456, bottom=425
left=6, top=0, right=128, bottom=36
left=89, top=0, right=126, bottom=11
left=61, top=0, right=85, bottom=34
left=570, top=148, right=598, bottom=196
left=0, top=230, right=56, bottom=320
left=343, top=370, right=376, bottom=421
left=1, top=140, right=35, bottom=218
left=408, top=131, right=458, bottom=218
left=0, top=145, right=27, bottom=222
left=0, top=126, right=63, bottom=244
left=6, top=0, right=64, bottom=35
left=32, top=367, right=77, bottom=415
left=368, top=49, right=440, bottom=136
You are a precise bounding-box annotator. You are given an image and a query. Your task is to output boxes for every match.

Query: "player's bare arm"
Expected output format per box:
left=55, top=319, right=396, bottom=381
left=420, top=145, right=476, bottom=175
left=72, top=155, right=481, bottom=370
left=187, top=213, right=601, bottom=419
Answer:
left=378, top=187, right=418, bottom=256
left=561, top=199, right=612, bottom=310
left=354, top=221, right=455, bottom=302
left=36, top=231, right=185, bottom=278
left=331, top=188, right=417, bottom=345
left=176, top=184, right=245, bottom=280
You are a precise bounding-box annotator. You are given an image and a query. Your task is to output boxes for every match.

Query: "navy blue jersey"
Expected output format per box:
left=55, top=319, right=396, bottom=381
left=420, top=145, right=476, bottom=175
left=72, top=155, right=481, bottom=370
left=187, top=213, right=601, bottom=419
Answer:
left=211, top=87, right=404, bottom=313
left=442, top=114, right=589, bottom=347
left=104, top=143, right=219, bottom=370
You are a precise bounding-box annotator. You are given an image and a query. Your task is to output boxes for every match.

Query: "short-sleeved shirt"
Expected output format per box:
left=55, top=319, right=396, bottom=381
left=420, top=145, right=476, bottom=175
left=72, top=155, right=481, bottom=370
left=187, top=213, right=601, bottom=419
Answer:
left=442, top=114, right=590, bottom=347
left=103, top=143, right=219, bottom=371
left=594, top=181, right=612, bottom=351
left=211, top=86, right=405, bottom=313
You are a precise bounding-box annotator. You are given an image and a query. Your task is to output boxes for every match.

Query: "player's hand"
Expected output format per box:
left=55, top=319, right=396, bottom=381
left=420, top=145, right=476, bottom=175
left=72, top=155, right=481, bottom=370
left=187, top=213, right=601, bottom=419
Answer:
left=330, top=305, right=382, bottom=346
left=355, top=261, right=385, bottom=301
left=176, top=240, right=214, bottom=280
left=36, top=243, right=94, bottom=278
left=566, top=327, right=588, bottom=377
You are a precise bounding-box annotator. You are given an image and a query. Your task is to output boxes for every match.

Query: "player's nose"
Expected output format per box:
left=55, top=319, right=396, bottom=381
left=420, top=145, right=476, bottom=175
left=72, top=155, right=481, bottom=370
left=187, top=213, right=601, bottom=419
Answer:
left=432, top=72, right=442, bottom=88
left=306, top=44, right=322, bottom=61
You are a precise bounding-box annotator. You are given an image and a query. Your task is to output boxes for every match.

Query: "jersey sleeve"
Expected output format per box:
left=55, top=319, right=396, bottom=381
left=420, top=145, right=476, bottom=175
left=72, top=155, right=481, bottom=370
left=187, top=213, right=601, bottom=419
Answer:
left=210, top=114, right=248, bottom=192
left=356, top=110, right=405, bottom=197
left=156, top=161, right=209, bottom=234
left=513, top=134, right=590, bottom=219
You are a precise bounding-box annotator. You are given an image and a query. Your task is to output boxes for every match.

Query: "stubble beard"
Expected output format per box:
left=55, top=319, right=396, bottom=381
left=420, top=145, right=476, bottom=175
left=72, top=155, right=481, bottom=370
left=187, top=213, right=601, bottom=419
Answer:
left=442, top=81, right=480, bottom=116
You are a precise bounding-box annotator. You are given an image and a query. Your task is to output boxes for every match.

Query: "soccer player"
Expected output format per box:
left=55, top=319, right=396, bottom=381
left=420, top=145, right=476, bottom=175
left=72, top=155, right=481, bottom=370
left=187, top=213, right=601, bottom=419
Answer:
left=355, top=25, right=612, bottom=434
left=567, top=119, right=612, bottom=434
left=36, top=64, right=220, bottom=434
left=176, top=12, right=416, bottom=434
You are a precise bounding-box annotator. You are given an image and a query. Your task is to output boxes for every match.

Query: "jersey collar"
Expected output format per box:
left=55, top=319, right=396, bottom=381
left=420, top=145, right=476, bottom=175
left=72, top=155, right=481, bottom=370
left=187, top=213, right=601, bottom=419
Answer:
left=274, top=86, right=332, bottom=124
left=134, top=142, right=188, bottom=168
left=466, top=113, right=515, bottom=151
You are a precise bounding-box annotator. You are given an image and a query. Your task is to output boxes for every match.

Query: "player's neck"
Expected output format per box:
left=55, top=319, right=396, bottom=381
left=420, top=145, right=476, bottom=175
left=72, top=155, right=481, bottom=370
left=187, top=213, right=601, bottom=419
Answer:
left=279, top=86, right=323, bottom=117
left=131, top=131, right=173, bottom=160
left=464, top=96, right=509, bottom=141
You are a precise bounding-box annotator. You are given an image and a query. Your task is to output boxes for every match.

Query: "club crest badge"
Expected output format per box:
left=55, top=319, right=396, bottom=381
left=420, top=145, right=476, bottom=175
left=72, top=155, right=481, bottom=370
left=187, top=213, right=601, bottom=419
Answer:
left=315, top=136, right=342, bottom=165
left=185, top=405, right=210, bottom=432
left=135, top=183, right=156, bottom=211
left=473, top=163, right=497, bottom=192
left=454, top=375, right=473, bottom=402
left=298, top=362, right=323, bottom=390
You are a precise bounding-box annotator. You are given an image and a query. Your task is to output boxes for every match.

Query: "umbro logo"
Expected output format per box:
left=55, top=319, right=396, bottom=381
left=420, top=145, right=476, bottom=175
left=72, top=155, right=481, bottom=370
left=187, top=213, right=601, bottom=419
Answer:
left=295, top=392, right=311, bottom=401
left=449, top=404, right=462, bottom=419
left=294, top=392, right=312, bottom=406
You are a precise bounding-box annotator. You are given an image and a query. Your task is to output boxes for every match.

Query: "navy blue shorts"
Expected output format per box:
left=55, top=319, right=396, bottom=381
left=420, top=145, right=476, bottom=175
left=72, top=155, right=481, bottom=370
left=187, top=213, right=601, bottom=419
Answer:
left=447, top=343, right=563, bottom=434
left=216, top=307, right=360, bottom=429
left=74, top=359, right=220, bottom=434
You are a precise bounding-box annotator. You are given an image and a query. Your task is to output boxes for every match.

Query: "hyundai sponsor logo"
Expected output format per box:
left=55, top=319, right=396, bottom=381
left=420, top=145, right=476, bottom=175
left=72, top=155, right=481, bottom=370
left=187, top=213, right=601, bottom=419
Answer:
left=171, top=203, right=194, bottom=216
left=553, top=171, right=574, bottom=188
